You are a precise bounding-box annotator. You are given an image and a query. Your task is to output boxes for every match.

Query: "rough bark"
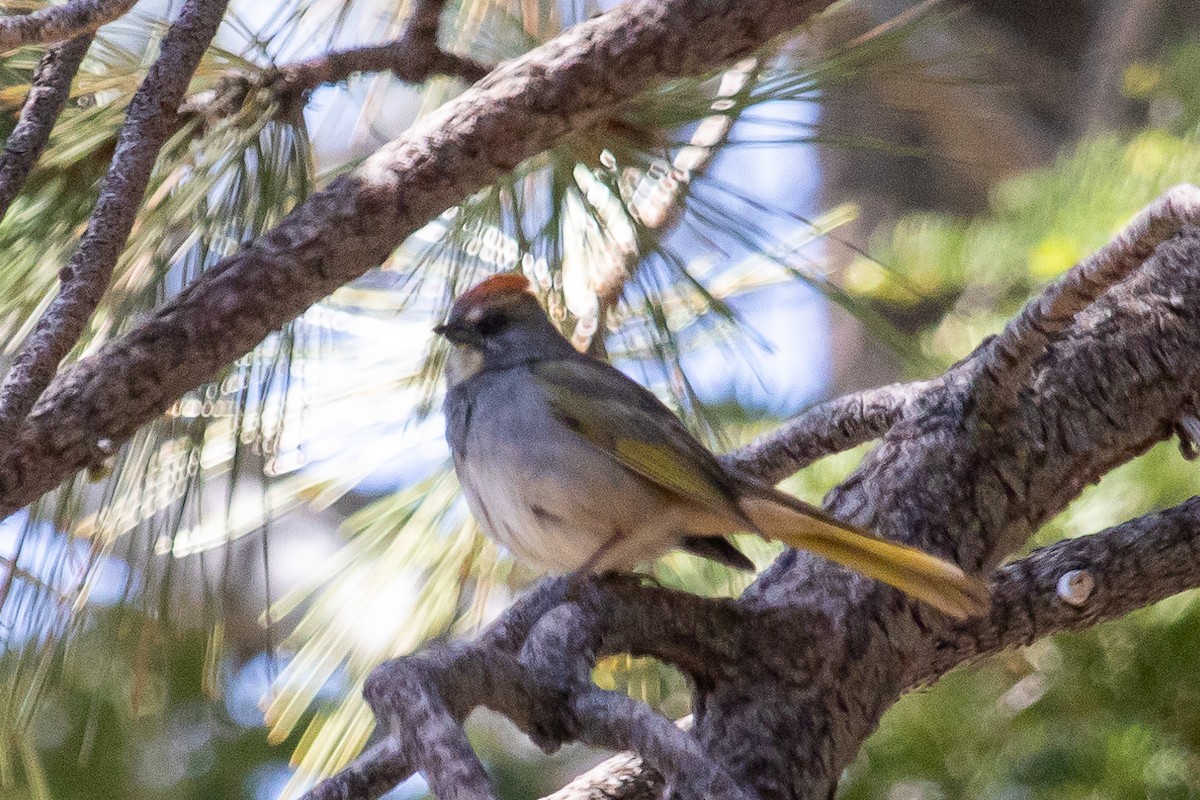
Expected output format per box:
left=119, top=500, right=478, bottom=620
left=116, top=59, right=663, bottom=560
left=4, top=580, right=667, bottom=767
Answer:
left=0, top=35, right=93, bottom=224
left=0, top=0, right=136, bottom=53
left=297, top=186, right=1200, bottom=800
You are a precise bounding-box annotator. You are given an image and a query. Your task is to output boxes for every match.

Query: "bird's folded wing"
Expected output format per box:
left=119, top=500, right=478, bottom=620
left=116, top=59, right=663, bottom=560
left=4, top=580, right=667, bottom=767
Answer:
left=532, top=357, right=743, bottom=519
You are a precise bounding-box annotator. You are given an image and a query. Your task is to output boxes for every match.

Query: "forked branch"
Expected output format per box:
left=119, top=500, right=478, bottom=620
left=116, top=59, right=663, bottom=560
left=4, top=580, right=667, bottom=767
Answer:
left=303, top=578, right=764, bottom=800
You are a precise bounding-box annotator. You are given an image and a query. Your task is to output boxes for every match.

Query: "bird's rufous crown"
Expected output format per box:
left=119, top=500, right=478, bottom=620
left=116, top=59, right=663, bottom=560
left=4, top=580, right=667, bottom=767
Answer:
left=451, top=273, right=532, bottom=316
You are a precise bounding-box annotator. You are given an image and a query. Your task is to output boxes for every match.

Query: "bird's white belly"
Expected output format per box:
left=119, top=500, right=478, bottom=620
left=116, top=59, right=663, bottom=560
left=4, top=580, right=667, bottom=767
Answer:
left=457, top=435, right=678, bottom=573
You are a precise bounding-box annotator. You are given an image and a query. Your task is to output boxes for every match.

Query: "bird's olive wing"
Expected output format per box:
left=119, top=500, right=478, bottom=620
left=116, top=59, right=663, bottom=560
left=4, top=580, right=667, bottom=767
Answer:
left=532, top=358, right=740, bottom=517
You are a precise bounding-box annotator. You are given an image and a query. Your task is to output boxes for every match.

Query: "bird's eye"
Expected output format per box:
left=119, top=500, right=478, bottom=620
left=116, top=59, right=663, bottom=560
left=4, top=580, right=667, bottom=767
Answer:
left=476, top=310, right=508, bottom=336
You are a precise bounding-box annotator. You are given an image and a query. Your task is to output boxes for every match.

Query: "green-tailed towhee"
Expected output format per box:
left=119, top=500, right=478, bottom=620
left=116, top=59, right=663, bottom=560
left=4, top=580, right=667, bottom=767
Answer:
left=436, top=274, right=987, bottom=618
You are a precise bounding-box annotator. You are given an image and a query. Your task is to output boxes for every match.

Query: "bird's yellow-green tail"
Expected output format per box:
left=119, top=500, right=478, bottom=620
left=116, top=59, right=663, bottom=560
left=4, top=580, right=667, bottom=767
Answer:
left=738, top=488, right=989, bottom=620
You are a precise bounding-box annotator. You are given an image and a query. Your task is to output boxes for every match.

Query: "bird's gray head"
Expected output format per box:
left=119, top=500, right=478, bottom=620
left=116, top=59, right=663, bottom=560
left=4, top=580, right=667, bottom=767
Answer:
left=435, top=274, right=575, bottom=386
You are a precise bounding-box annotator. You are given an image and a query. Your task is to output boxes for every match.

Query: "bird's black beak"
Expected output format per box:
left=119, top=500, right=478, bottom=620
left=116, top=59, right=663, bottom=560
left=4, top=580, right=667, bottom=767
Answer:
left=434, top=321, right=481, bottom=347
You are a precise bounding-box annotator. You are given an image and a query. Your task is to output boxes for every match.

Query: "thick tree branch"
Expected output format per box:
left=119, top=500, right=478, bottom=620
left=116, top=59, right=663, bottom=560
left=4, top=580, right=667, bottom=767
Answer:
left=735, top=212, right=1200, bottom=800
left=975, top=183, right=1200, bottom=416
left=0, top=0, right=135, bottom=54
left=0, top=34, right=93, bottom=223
left=0, top=0, right=229, bottom=441
left=913, top=495, right=1200, bottom=687
left=0, top=0, right=838, bottom=519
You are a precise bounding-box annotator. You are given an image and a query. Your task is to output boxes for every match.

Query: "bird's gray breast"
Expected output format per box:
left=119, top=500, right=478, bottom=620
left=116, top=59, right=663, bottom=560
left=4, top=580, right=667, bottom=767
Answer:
left=444, top=366, right=668, bottom=572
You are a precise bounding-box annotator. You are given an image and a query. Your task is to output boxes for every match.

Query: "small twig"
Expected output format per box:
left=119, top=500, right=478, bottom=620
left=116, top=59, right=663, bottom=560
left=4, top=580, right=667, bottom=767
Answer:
left=0, top=34, right=94, bottom=223
left=975, top=183, right=1200, bottom=416
left=268, top=39, right=488, bottom=101
left=268, top=0, right=487, bottom=101
left=911, top=495, right=1200, bottom=688
left=0, top=0, right=230, bottom=442
left=0, top=0, right=135, bottom=54
left=540, top=751, right=661, bottom=800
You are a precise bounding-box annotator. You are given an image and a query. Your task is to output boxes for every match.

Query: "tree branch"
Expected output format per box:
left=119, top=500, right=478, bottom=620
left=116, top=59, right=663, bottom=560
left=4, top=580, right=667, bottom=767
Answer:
left=0, top=0, right=229, bottom=441
left=540, top=751, right=661, bottom=800
left=974, top=183, right=1200, bottom=417
left=912, top=495, right=1200, bottom=687
left=10, top=2, right=1198, bottom=797
left=302, top=577, right=758, bottom=800
left=298, top=741, right=411, bottom=800
left=720, top=377, right=934, bottom=484
left=270, top=0, right=489, bottom=94
left=0, top=0, right=135, bottom=54
left=0, top=0, right=838, bottom=519
left=0, top=34, right=93, bottom=224
left=178, top=0, right=488, bottom=123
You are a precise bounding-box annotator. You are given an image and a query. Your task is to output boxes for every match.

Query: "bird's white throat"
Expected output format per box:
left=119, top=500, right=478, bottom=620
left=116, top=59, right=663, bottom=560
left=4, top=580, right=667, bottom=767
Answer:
left=445, top=344, right=484, bottom=388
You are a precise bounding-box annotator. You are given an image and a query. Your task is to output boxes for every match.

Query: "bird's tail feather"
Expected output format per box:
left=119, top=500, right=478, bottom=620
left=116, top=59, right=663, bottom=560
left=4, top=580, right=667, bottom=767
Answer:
left=737, top=487, right=989, bottom=620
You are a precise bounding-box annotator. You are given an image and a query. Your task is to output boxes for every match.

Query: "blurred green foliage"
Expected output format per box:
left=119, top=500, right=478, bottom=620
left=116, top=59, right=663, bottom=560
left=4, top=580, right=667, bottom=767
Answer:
left=837, top=40, right=1200, bottom=800
left=2, top=612, right=291, bottom=800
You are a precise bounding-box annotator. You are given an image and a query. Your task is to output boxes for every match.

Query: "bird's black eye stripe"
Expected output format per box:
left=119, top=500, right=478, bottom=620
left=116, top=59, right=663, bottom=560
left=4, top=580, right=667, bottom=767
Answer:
left=477, top=310, right=508, bottom=336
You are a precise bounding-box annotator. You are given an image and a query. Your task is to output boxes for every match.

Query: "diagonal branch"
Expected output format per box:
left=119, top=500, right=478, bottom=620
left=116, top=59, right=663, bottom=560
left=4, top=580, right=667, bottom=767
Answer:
left=578, top=58, right=761, bottom=356
left=0, top=34, right=93, bottom=224
left=974, top=183, right=1200, bottom=417
left=298, top=740, right=411, bottom=800
left=0, top=0, right=839, bottom=520
left=0, top=0, right=135, bottom=54
left=0, top=0, right=230, bottom=441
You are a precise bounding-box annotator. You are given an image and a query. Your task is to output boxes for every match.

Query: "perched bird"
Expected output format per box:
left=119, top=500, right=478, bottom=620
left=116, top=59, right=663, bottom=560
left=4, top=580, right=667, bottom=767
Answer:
left=436, top=274, right=988, bottom=618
